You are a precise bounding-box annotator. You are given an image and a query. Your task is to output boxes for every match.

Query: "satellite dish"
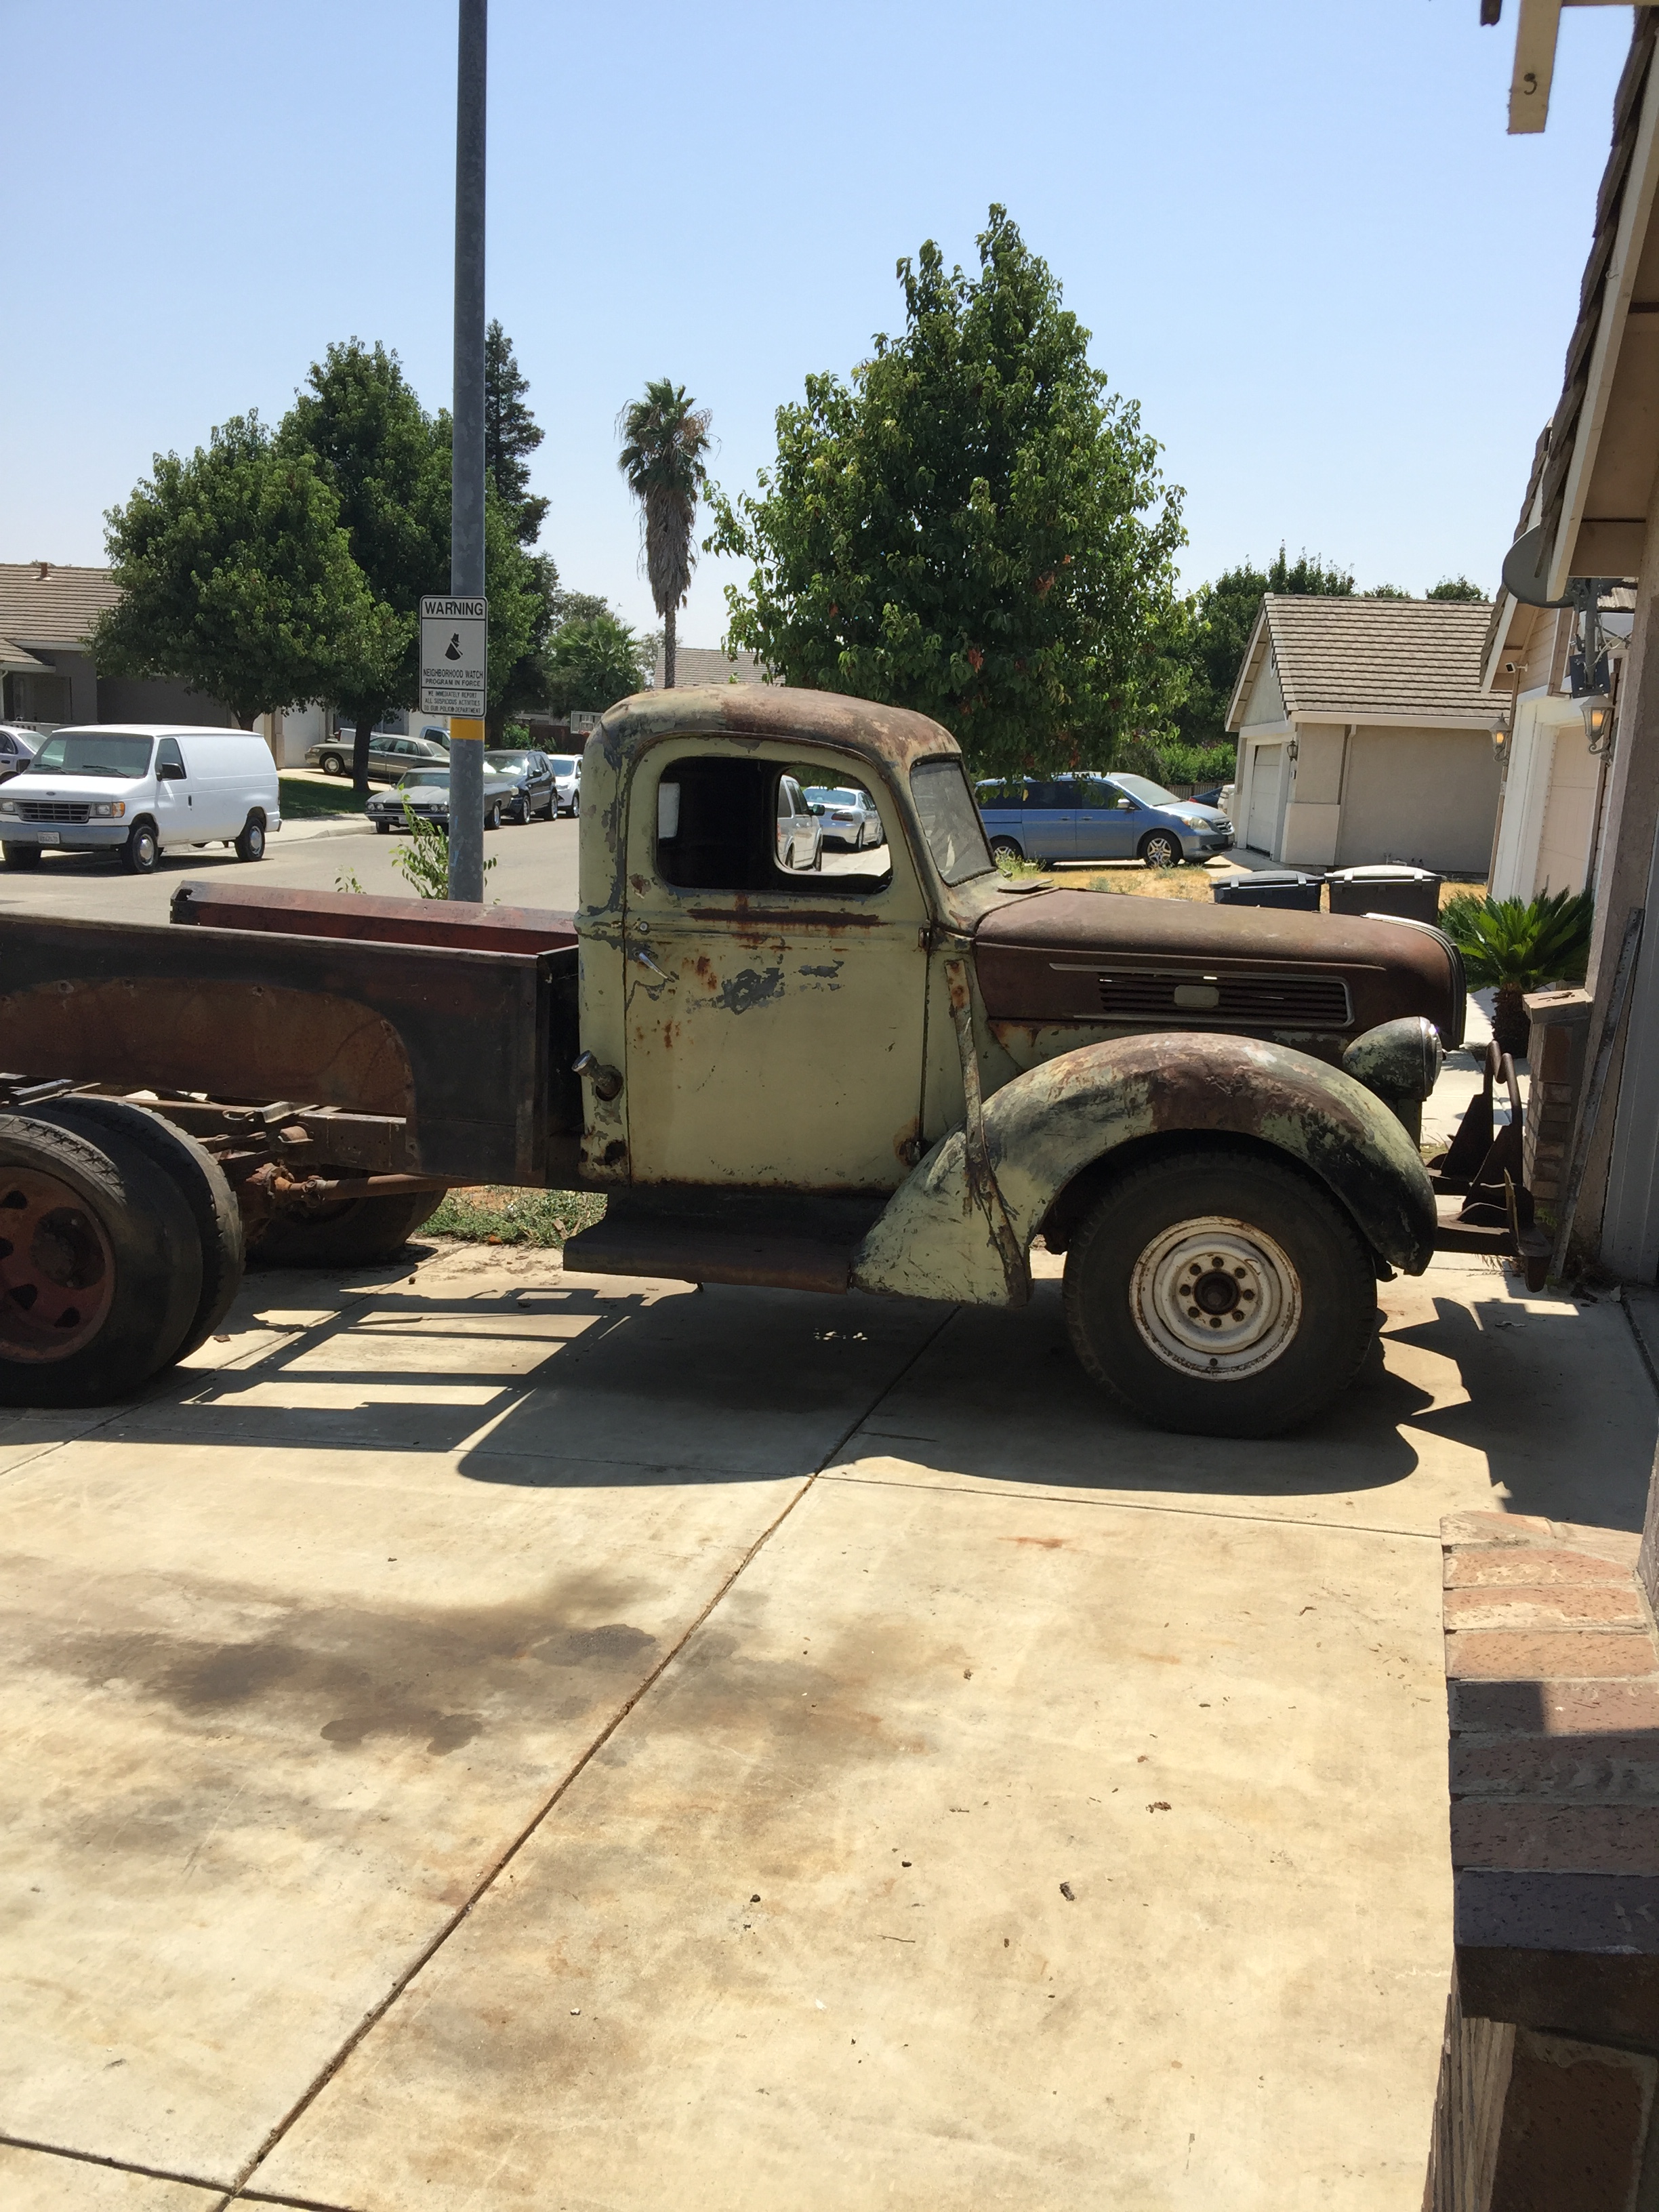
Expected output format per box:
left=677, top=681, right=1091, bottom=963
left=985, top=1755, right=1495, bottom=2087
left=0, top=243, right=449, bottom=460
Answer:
left=1501, top=523, right=1572, bottom=608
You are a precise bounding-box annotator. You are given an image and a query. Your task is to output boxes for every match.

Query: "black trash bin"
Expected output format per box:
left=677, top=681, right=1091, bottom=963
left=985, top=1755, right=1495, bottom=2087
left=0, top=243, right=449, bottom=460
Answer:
left=1211, top=870, right=1323, bottom=912
left=1324, top=864, right=1442, bottom=927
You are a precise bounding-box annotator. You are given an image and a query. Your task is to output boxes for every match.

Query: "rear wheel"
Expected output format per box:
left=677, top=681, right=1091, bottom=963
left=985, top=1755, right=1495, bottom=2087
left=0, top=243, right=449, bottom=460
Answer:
left=120, top=821, right=159, bottom=874
left=3, top=844, right=43, bottom=871
left=1139, top=829, right=1183, bottom=869
left=234, top=812, right=266, bottom=861
left=30, top=1098, right=244, bottom=1362
left=989, top=836, right=1023, bottom=861
left=248, top=1185, right=444, bottom=1268
left=1062, top=1146, right=1375, bottom=1437
left=0, top=1115, right=203, bottom=1406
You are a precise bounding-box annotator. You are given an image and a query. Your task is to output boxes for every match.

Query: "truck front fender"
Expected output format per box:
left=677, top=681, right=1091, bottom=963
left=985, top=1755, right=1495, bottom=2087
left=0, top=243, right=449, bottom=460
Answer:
left=852, top=1032, right=1437, bottom=1307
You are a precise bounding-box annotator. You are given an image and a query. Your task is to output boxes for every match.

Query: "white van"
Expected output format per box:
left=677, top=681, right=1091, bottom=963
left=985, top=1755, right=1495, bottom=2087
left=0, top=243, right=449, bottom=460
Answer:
left=0, top=725, right=281, bottom=876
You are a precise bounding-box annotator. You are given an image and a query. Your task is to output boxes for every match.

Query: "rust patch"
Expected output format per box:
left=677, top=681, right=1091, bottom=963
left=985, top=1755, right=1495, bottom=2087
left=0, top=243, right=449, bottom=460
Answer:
left=713, top=966, right=785, bottom=1015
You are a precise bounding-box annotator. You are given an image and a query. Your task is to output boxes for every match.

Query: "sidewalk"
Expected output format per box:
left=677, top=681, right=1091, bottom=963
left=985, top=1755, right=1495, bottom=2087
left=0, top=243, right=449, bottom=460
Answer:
left=1, top=1239, right=1651, bottom=2209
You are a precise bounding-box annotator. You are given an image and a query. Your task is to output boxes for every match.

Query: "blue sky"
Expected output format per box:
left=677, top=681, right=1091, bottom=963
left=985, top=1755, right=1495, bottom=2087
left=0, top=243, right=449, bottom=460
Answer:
left=0, top=1, right=1635, bottom=647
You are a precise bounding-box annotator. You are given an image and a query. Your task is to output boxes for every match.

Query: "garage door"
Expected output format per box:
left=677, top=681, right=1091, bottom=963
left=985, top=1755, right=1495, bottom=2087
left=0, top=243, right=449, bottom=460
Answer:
left=1247, top=744, right=1284, bottom=853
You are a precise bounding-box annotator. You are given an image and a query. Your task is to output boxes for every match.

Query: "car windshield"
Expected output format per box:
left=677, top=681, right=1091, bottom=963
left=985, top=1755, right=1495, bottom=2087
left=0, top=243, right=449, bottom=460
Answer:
left=548, top=757, right=575, bottom=775
left=1111, top=773, right=1179, bottom=806
left=398, top=771, right=449, bottom=788
left=26, top=733, right=153, bottom=779
left=912, top=758, right=995, bottom=884
left=806, top=787, right=863, bottom=809
left=485, top=753, right=531, bottom=772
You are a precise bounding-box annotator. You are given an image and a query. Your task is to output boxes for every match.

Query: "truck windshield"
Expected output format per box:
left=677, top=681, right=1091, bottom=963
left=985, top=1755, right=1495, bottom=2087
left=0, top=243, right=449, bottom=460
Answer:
left=911, top=758, right=994, bottom=884
left=26, top=733, right=153, bottom=779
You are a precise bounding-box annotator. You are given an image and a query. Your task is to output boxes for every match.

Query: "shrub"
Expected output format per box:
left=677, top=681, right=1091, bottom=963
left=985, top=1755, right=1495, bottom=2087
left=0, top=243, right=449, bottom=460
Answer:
left=1440, top=888, right=1593, bottom=1057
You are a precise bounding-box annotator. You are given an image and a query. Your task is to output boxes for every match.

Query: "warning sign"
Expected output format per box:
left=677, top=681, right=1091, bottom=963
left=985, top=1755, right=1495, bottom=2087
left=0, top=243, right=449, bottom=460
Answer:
left=420, top=596, right=488, bottom=717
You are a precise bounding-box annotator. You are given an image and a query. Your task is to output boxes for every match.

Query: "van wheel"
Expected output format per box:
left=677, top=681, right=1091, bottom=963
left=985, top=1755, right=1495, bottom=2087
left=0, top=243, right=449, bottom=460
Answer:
left=120, top=822, right=159, bottom=874
left=29, top=1098, right=245, bottom=1362
left=0, top=1113, right=203, bottom=1406
left=2, top=844, right=43, bottom=871
left=321, top=752, right=346, bottom=777
left=1139, top=830, right=1183, bottom=868
left=234, top=813, right=266, bottom=861
left=1062, top=1146, right=1375, bottom=1437
left=989, top=836, right=1024, bottom=861
left=248, top=1187, right=445, bottom=1268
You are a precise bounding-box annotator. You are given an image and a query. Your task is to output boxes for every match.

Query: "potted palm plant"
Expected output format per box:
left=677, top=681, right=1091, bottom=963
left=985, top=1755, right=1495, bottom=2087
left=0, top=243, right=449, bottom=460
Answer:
left=1439, top=888, right=1594, bottom=1059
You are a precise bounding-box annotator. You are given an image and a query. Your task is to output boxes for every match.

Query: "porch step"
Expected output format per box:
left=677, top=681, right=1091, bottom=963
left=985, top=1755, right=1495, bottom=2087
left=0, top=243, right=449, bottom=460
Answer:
left=562, top=1189, right=887, bottom=1295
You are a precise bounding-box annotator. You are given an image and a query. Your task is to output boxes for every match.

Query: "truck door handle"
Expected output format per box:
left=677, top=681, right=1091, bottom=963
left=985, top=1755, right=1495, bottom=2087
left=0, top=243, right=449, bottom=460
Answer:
left=632, top=947, right=674, bottom=984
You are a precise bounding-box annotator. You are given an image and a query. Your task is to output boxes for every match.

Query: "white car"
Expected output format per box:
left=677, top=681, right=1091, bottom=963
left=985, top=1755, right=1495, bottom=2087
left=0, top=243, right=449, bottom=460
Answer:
left=546, top=753, right=581, bottom=815
left=0, top=725, right=280, bottom=875
left=0, top=724, right=38, bottom=782
left=805, top=783, right=885, bottom=850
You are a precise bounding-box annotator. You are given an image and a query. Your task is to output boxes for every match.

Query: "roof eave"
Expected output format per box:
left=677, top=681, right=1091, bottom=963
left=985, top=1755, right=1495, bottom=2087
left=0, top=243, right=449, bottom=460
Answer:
left=1223, top=600, right=1273, bottom=734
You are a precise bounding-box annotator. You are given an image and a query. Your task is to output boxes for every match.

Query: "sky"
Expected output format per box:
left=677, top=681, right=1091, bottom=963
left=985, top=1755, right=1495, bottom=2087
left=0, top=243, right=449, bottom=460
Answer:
left=0, top=1, right=1638, bottom=649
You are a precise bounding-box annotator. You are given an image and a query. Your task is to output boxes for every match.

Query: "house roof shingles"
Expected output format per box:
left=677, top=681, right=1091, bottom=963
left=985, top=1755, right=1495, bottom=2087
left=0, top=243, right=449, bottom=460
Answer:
left=1229, top=595, right=1503, bottom=732
left=0, top=562, right=121, bottom=652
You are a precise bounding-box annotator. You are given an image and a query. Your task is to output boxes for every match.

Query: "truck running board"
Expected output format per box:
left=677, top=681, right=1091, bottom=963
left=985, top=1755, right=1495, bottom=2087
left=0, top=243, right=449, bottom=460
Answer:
left=562, top=1190, right=888, bottom=1296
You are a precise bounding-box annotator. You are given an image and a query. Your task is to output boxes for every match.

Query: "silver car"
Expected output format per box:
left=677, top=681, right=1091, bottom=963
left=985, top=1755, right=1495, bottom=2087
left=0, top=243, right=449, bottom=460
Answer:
left=365, top=766, right=517, bottom=834
left=805, top=783, right=885, bottom=850
left=776, top=773, right=823, bottom=871
left=546, top=754, right=581, bottom=815
left=0, top=726, right=37, bottom=783
left=309, top=729, right=450, bottom=781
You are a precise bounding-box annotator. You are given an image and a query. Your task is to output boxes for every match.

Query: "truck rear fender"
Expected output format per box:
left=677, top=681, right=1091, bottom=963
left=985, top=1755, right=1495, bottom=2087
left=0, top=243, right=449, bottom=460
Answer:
left=852, top=1032, right=1438, bottom=1307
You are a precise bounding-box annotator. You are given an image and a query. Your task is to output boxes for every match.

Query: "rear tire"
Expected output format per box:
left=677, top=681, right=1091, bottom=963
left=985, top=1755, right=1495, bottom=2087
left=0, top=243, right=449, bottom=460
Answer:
left=0, top=1114, right=203, bottom=1406
left=234, top=813, right=266, bottom=861
left=248, top=1185, right=444, bottom=1268
left=3, top=844, right=43, bottom=870
left=29, top=1098, right=245, bottom=1363
left=1062, top=1145, right=1375, bottom=1437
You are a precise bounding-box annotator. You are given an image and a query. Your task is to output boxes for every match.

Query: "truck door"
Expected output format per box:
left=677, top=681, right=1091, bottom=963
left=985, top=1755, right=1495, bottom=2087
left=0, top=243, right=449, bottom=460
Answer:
left=621, top=747, right=929, bottom=1191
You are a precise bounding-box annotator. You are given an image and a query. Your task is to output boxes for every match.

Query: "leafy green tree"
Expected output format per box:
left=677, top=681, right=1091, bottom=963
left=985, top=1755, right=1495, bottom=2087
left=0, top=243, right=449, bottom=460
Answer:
left=544, top=610, right=654, bottom=714
left=91, top=412, right=389, bottom=730
left=485, top=319, right=549, bottom=547
left=1365, top=583, right=1412, bottom=599
left=618, top=378, right=713, bottom=689
left=710, top=208, right=1187, bottom=775
left=1427, top=575, right=1489, bottom=600
left=1174, top=545, right=1356, bottom=751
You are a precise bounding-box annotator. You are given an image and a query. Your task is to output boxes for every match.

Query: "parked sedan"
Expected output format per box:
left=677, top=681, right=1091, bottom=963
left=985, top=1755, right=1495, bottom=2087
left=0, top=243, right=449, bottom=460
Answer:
left=546, top=754, right=581, bottom=815
left=485, top=749, right=558, bottom=823
left=804, top=783, right=886, bottom=850
left=976, top=772, right=1233, bottom=868
left=365, top=766, right=516, bottom=834
left=775, top=773, right=823, bottom=871
left=308, top=729, right=451, bottom=781
left=0, top=725, right=37, bottom=782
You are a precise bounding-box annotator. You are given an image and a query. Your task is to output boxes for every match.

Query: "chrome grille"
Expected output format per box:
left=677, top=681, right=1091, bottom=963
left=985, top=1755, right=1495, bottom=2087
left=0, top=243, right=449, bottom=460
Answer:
left=1095, top=970, right=1351, bottom=1027
left=18, top=802, right=90, bottom=823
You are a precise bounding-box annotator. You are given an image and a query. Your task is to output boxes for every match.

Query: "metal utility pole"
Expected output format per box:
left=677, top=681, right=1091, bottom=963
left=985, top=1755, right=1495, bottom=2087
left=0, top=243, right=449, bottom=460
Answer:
left=447, top=0, right=487, bottom=902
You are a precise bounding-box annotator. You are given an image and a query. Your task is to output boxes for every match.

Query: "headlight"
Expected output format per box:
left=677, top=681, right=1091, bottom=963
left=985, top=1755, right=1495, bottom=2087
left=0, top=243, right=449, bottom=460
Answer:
left=91, top=802, right=125, bottom=819
left=0, top=798, right=16, bottom=816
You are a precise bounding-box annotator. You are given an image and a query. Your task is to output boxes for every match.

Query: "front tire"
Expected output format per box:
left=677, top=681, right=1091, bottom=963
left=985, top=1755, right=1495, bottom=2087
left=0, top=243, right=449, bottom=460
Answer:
left=120, top=821, right=160, bottom=874
left=234, top=812, right=266, bottom=861
left=1139, top=829, right=1183, bottom=869
left=485, top=802, right=501, bottom=832
left=989, top=836, right=1024, bottom=861
left=321, top=752, right=346, bottom=777
left=1062, top=1145, right=1375, bottom=1437
left=3, top=843, right=43, bottom=871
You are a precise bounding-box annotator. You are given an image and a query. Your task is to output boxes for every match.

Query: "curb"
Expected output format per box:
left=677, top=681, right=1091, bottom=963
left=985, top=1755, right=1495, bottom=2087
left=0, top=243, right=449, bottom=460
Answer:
left=274, top=817, right=377, bottom=843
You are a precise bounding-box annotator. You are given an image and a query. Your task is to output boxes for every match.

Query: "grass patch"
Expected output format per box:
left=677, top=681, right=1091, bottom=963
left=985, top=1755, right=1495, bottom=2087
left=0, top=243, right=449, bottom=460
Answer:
left=279, top=774, right=369, bottom=820
left=425, top=1186, right=607, bottom=1246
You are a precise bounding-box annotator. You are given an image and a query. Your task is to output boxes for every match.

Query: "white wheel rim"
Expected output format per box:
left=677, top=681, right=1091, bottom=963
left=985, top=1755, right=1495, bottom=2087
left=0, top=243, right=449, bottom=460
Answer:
left=1128, top=1214, right=1301, bottom=1380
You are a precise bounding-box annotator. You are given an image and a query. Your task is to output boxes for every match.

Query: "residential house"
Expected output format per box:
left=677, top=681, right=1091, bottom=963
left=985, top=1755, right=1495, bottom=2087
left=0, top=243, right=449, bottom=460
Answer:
left=651, top=644, right=769, bottom=691
left=1225, top=594, right=1504, bottom=872
left=0, top=560, right=233, bottom=730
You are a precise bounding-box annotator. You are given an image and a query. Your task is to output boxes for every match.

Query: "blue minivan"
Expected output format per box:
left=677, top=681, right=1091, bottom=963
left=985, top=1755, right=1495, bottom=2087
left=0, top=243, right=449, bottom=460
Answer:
left=975, top=772, right=1234, bottom=869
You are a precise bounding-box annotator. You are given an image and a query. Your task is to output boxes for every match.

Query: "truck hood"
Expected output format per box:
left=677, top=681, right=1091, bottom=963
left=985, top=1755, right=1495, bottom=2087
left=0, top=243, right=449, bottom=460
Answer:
left=972, top=890, right=1463, bottom=1050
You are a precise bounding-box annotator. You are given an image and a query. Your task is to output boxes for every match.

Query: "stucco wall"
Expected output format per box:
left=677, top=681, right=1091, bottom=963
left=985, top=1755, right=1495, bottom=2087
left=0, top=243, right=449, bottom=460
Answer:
left=1238, top=649, right=1286, bottom=729
left=94, top=674, right=237, bottom=726
left=1333, top=726, right=1501, bottom=874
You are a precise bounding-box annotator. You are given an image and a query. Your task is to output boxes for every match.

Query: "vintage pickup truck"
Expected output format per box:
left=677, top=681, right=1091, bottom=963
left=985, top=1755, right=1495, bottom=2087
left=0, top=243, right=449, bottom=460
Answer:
left=0, top=685, right=1530, bottom=1435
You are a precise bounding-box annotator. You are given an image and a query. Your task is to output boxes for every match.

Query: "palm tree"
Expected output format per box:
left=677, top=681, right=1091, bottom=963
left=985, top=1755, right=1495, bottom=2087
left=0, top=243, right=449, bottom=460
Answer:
left=617, top=380, right=712, bottom=689
left=1440, top=887, right=1595, bottom=1059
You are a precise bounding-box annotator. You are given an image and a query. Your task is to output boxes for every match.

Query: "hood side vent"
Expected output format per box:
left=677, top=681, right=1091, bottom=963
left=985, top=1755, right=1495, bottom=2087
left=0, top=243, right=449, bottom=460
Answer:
left=1094, top=971, right=1351, bottom=1028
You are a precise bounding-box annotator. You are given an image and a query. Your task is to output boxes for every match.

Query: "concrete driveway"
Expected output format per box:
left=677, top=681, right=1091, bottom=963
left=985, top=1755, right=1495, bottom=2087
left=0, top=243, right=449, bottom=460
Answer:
left=1, top=1244, right=1652, bottom=2209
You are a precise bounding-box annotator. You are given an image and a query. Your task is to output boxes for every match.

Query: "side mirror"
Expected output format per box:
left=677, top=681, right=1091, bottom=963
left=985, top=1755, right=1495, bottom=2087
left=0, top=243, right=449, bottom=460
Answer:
left=158, top=760, right=187, bottom=781
left=1115, top=796, right=1132, bottom=810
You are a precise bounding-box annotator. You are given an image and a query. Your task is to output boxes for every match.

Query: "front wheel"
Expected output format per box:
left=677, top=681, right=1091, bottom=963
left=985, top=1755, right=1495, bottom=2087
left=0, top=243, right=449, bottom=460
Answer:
left=2, top=843, right=43, bottom=871
left=320, top=752, right=346, bottom=777
left=485, top=802, right=501, bottom=832
left=512, top=796, right=530, bottom=824
left=234, top=813, right=266, bottom=861
left=989, top=836, right=1024, bottom=861
left=1139, top=829, right=1183, bottom=869
left=1062, top=1146, right=1376, bottom=1437
left=120, top=821, right=159, bottom=874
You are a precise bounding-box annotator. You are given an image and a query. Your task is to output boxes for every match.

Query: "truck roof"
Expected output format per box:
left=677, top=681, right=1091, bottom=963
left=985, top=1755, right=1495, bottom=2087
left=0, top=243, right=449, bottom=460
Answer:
left=591, top=683, right=959, bottom=774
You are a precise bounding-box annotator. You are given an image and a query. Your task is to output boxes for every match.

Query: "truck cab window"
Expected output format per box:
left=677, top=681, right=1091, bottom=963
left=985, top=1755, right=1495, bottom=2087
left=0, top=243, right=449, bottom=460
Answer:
left=656, top=756, right=893, bottom=891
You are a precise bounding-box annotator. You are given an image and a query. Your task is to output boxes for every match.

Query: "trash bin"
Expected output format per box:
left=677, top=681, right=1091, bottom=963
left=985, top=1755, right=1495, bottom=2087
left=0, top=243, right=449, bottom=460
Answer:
left=1324, top=864, right=1442, bottom=927
left=1211, top=870, right=1324, bottom=912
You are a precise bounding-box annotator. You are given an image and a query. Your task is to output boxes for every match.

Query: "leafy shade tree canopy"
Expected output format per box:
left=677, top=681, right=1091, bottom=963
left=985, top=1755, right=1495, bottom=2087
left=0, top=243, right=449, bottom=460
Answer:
left=485, top=319, right=549, bottom=548
left=92, top=412, right=389, bottom=729
left=710, top=209, right=1187, bottom=777
left=544, top=610, right=655, bottom=716
left=280, top=339, right=544, bottom=779
left=618, top=380, right=712, bottom=689
left=1427, top=575, right=1490, bottom=600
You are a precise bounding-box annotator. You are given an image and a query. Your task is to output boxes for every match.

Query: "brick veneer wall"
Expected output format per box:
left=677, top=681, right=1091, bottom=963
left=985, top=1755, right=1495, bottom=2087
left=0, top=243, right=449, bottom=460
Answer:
left=1422, top=1509, right=1659, bottom=2210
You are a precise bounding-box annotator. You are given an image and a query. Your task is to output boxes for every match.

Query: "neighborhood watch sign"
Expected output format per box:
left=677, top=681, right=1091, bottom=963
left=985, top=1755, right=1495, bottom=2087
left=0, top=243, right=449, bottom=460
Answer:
left=419, top=597, right=488, bottom=718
